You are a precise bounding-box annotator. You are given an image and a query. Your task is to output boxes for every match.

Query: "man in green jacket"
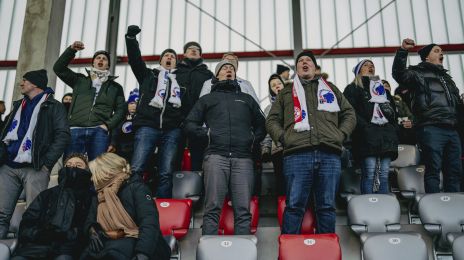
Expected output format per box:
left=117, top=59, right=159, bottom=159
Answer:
left=54, top=41, right=126, bottom=161
left=266, top=51, right=356, bottom=234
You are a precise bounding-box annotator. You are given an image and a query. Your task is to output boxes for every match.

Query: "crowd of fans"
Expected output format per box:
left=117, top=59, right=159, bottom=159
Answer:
left=0, top=23, right=461, bottom=259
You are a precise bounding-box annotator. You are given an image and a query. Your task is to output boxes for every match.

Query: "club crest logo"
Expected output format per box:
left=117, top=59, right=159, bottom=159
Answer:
left=122, top=121, right=133, bottom=134
left=158, top=89, right=166, bottom=98
left=319, top=89, right=335, bottom=104
left=373, top=82, right=385, bottom=96
left=22, top=138, right=32, bottom=152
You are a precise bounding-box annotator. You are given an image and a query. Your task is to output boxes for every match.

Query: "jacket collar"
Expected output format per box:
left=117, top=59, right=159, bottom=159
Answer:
left=85, top=68, right=118, bottom=80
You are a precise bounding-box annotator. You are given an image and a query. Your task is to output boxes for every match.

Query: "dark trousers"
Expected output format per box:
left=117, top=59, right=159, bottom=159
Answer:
left=417, top=125, right=462, bottom=193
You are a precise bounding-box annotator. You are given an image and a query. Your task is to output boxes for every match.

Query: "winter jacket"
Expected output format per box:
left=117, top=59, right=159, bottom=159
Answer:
left=394, top=95, right=414, bottom=120
left=266, top=76, right=356, bottom=155
left=111, top=113, right=135, bottom=160
left=125, top=36, right=185, bottom=130
left=0, top=93, right=70, bottom=170
left=175, top=58, right=213, bottom=113
left=184, top=79, right=266, bottom=158
left=53, top=47, right=126, bottom=130
left=83, top=176, right=170, bottom=259
left=392, top=48, right=461, bottom=127
left=200, top=77, right=259, bottom=103
left=14, top=184, right=93, bottom=258
left=343, top=78, right=399, bottom=160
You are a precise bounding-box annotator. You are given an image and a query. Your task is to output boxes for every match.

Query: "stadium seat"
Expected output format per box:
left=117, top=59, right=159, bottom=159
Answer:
left=0, top=242, right=9, bottom=260
left=362, top=233, right=428, bottom=260
left=347, top=194, right=401, bottom=234
left=172, top=171, right=203, bottom=204
left=197, top=235, right=257, bottom=260
left=453, top=235, right=464, bottom=260
left=155, top=199, right=192, bottom=239
left=218, top=196, right=259, bottom=235
left=390, top=144, right=420, bottom=168
left=339, top=168, right=362, bottom=200
left=0, top=202, right=26, bottom=254
left=396, top=165, right=426, bottom=223
left=418, top=193, right=464, bottom=250
left=278, top=234, right=341, bottom=260
left=277, top=196, right=316, bottom=234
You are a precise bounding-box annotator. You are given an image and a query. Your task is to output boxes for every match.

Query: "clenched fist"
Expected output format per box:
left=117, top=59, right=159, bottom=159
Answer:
left=401, top=38, right=415, bottom=50
left=126, top=25, right=141, bottom=37
left=71, top=41, right=85, bottom=51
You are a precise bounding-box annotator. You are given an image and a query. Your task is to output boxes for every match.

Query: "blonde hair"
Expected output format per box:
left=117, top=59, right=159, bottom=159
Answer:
left=352, top=75, right=364, bottom=88
left=89, top=153, right=131, bottom=187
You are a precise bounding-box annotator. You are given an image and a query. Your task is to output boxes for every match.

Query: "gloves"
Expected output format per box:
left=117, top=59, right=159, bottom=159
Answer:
left=88, top=224, right=108, bottom=253
left=126, top=25, right=141, bottom=37
left=132, top=253, right=149, bottom=260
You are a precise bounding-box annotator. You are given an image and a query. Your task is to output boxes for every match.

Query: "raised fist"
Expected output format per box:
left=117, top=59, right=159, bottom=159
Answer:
left=71, top=41, right=85, bottom=51
left=401, top=38, right=415, bottom=50
left=126, top=25, right=141, bottom=37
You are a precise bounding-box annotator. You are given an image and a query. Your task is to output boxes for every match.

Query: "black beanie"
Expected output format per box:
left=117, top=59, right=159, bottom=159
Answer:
left=418, top=44, right=437, bottom=61
left=23, top=69, right=48, bottom=90
left=183, top=41, right=202, bottom=54
left=92, top=50, right=111, bottom=67
left=276, top=64, right=290, bottom=75
left=268, top=74, right=285, bottom=97
left=160, top=48, right=178, bottom=63
left=295, top=50, right=317, bottom=67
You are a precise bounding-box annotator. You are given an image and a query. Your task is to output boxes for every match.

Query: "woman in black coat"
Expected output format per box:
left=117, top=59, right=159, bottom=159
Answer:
left=80, top=153, right=170, bottom=260
left=343, top=60, right=398, bottom=194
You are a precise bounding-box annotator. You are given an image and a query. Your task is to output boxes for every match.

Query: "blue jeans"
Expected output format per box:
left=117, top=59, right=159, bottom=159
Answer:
left=417, top=125, right=462, bottom=193
left=65, top=127, right=109, bottom=161
left=282, top=150, right=341, bottom=234
left=361, top=157, right=391, bottom=194
left=131, top=127, right=181, bottom=198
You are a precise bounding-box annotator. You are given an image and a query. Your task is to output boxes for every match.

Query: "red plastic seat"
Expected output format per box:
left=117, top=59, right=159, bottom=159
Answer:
left=218, top=196, right=259, bottom=235
left=277, top=196, right=316, bottom=234
left=279, top=234, right=341, bottom=260
left=155, top=198, right=192, bottom=239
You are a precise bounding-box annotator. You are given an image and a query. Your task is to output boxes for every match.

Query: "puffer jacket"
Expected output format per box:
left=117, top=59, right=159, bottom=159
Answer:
left=266, top=76, right=356, bottom=155
left=343, top=78, right=399, bottom=161
left=392, top=48, right=461, bottom=127
left=184, top=79, right=266, bottom=158
left=53, top=47, right=126, bottom=130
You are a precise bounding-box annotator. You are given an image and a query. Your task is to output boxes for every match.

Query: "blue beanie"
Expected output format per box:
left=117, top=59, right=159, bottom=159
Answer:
left=352, top=59, right=372, bottom=76
left=127, top=88, right=139, bottom=103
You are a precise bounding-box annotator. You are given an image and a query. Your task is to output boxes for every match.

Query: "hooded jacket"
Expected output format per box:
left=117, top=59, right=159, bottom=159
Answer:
left=392, top=48, right=461, bottom=127
left=53, top=47, right=126, bottom=130
left=184, top=79, right=266, bottom=158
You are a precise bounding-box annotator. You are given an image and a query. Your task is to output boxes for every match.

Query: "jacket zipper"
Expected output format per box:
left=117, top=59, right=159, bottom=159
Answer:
left=159, top=74, right=170, bottom=129
left=207, top=128, right=211, bottom=147
left=250, top=129, right=255, bottom=152
left=228, top=98, right=232, bottom=157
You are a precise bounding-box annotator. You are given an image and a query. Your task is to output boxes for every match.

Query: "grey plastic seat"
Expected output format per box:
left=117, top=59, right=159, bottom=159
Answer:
left=197, top=235, right=257, bottom=260
left=418, top=193, right=464, bottom=249
left=0, top=242, right=10, bottom=260
left=390, top=144, right=420, bottom=168
left=347, top=194, right=401, bottom=234
left=362, top=233, right=428, bottom=260
left=172, top=171, right=202, bottom=203
left=48, top=174, right=59, bottom=189
left=163, top=235, right=179, bottom=260
left=0, top=202, right=26, bottom=254
left=339, top=168, right=361, bottom=201
left=453, top=235, right=464, bottom=260
left=397, top=165, right=425, bottom=200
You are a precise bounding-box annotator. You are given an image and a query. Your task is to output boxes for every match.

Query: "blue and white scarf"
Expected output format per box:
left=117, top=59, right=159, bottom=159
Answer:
left=369, top=79, right=389, bottom=125
left=150, top=67, right=182, bottom=108
left=3, top=94, right=48, bottom=163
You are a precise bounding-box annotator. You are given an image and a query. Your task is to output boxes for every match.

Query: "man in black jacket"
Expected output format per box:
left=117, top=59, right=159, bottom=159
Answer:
left=392, top=38, right=463, bottom=193
left=0, top=69, right=70, bottom=238
left=125, top=25, right=184, bottom=198
left=184, top=60, right=266, bottom=235
left=175, top=41, right=213, bottom=171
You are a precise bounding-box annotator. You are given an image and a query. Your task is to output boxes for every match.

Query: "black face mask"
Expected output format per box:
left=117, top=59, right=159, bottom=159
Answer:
left=58, top=167, right=92, bottom=190
left=63, top=102, right=71, bottom=112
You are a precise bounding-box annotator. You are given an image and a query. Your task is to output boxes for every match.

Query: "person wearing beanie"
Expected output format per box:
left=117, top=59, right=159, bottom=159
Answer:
left=393, top=38, right=463, bottom=193
left=61, top=92, right=73, bottom=113
left=109, top=88, right=140, bottom=162
left=12, top=153, right=93, bottom=259
left=125, top=25, right=184, bottom=198
left=175, top=40, right=213, bottom=172
left=199, top=52, right=259, bottom=103
left=261, top=74, right=285, bottom=195
left=0, top=69, right=70, bottom=239
left=343, top=60, right=398, bottom=194
left=276, top=64, right=291, bottom=82
left=53, top=40, right=126, bottom=161
left=266, top=50, right=356, bottom=235
left=184, top=55, right=265, bottom=236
